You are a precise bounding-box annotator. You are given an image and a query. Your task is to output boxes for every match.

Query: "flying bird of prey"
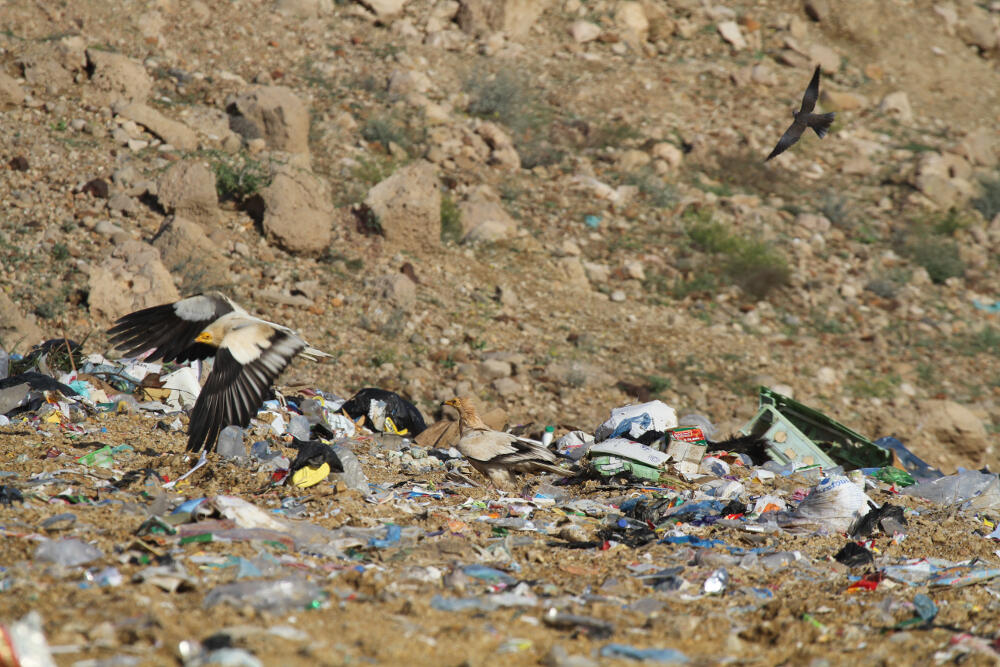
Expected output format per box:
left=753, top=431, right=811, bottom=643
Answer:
left=764, top=65, right=835, bottom=162
left=442, top=397, right=570, bottom=487
left=108, top=292, right=330, bottom=453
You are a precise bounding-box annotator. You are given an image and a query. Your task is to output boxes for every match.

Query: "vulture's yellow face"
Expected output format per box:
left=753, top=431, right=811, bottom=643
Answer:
left=194, top=331, right=215, bottom=345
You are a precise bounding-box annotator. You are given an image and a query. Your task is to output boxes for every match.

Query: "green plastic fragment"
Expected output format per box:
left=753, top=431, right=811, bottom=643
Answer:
left=76, top=445, right=114, bottom=468
left=874, top=466, right=915, bottom=487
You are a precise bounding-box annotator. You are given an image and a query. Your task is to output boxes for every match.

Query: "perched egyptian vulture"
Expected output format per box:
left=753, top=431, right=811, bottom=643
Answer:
left=108, top=292, right=329, bottom=452
left=442, top=397, right=570, bottom=487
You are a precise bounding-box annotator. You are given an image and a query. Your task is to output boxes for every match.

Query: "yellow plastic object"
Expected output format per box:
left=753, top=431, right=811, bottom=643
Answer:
left=43, top=412, right=63, bottom=424
left=291, top=462, right=330, bottom=488
left=383, top=417, right=409, bottom=436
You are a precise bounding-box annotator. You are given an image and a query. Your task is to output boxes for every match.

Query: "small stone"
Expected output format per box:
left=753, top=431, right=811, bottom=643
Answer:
left=809, top=44, right=840, bottom=72
left=803, top=0, right=830, bottom=22
left=717, top=21, right=746, bottom=49
left=651, top=142, right=682, bottom=168
left=614, top=2, right=649, bottom=48
left=815, top=366, right=838, bottom=386
left=0, top=72, right=25, bottom=109
left=9, top=156, right=29, bottom=172
left=617, top=149, right=651, bottom=171
left=570, top=20, right=601, bottom=43
left=82, top=178, right=111, bottom=199
left=479, top=359, right=513, bottom=380
left=820, top=90, right=868, bottom=111
left=492, top=377, right=522, bottom=398
left=622, top=260, right=645, bottom=281
left=610, top=290, right=627, bottom=302
left=879, top=91, right=913, bottom=123
left=108, top=193, right=138, bottom=216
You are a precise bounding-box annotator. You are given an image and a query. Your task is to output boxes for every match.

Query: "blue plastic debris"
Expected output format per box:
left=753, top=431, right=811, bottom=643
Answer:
left=913, top=593, right=938, bottom=622
left=659, top=535, right=727, bottom=549
left=599, top=644, right=689, bottom=663
left=173, top=498, right=208, bottom=515
left=462, top=564, right=517, bottom=586
left=369, top=524, right=402, bottom=549
left=584, top=214, right=601, bottom=228
left=873, top=437, right=943, bottom=482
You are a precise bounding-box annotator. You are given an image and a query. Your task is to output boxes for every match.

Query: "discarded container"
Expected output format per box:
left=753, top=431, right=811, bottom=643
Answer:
left=874, top=436, right=943, bottom=482
left=704, top=568, right=729, bottom=594
left=599, top=644, right=689, bottom=663
left=216, top=425, right=247, bottom=460
left=740, top=387, right=891, bottom=470
left=0, top=612, right=57, bottom=667
left=35, top=538, right=103, bottom=567
left=589, top=438, right=670, bottom=481
left=329, top=445, right=368, bottom=493
left=664, top=427, right=708, bottom=475
left=160, top=366, right=201, bottom=409
left=203, top=577, right=325, bottom=613
left=543, top=609, right=614, bottom=639
left=901, top=470, right=1000, bottom=510
left=555, top=430, right=595, bottom=460
left=288, top=414, right=311, bottom=440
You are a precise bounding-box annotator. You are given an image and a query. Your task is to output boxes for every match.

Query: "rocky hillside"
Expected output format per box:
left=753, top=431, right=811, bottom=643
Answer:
left=2, top=0, right=1000, bottom=472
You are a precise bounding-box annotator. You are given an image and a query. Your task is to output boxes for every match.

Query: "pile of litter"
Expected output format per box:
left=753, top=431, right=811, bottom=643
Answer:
left=3, top=340, right=1000, bottom=665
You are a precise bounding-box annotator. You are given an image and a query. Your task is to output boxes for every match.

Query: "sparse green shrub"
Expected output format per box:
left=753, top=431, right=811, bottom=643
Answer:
left=687, top=218, right=738, bottom=254
left=679, top=210, right=790, bottom=299
left=723, top=241, right=791, bottom=300
left=465, top=69, right=561, bottom=169
left=51, top=243, right=69, bottom=261
left=361, top=114, right=408, bottom=152
left=904, top=236, right=964, bottom=284
left=440, top=194, right=462, bottom=243
left=819, top=193, right=851, bottom=229
left=625, top=168, right=676, bottom=209
left=465, top=70, right=535, bottom=131
left=211, top=152, right=269, bottom=202
left=972, top=174, right=1000, bottom=221
left=932, top=209, right=972, bottom=236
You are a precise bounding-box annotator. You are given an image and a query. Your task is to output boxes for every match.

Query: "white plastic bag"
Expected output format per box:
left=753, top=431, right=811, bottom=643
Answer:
left=594, top=400, right=677, bottom=442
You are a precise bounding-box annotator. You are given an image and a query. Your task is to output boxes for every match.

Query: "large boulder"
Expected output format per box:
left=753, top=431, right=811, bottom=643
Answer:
left=912, top=400, right=993, bottom=472
left=0, top=292, right=44, bottom=352
left=151, top=216, right=231, bottom=292
left=157, top=160, right=219, bottom=228
left=456, top=0, right=554, bottom=40
left=364, top=161, right=441, bottom=250
left=85, top=49, right=153, bottom=106
left=227, top=86, right=310, bottom=154
left=459, top=186, right=518, bottom=243
left=260, top=167, right=333, bottom=255
left=88, top=240, right=180, bottom=321
left=117, top=102, right=199, bottom=151
left=0, top=73, right=24, bottom=109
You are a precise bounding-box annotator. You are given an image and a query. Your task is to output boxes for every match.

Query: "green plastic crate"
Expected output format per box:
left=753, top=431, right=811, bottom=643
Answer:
left=739, top=387, right=891, bottom=470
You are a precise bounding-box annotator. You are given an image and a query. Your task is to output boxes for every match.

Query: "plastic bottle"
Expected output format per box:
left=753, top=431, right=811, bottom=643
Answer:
left=216, top=426, right=246, bottom=460
left=288, top=414, right=311, bottom=441
left=0, top=612, right=57, bottom=667
left=541, top=425, right=555, bottom=448
left=35, top=538, right=103, bottom=567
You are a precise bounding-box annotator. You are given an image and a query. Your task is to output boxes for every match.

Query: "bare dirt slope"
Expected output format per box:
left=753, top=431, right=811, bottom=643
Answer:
left=3, top=0, right=1000, bottom=663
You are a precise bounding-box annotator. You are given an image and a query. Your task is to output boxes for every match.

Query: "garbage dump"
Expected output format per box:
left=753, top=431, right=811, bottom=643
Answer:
left=3, top=341, right=1000, bottom=665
